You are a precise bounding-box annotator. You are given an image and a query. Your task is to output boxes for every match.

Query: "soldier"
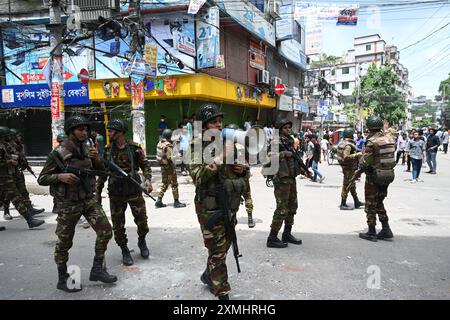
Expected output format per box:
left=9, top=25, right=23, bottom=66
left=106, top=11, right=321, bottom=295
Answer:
left=266, top=119, right=304, bottom=248
left=2, top=128, right=45, bottom=219
left=0, top=126, right=45, bottom=229
left=51, top=133, right=67, bottom=214
left=226, top=123, right=254, bottom=228
left=38, top=116, right=117, bottom=292
left=336, top=128, right=364, bottom=210
left=188, top=103, right=247, bottom=300
left=155, top=129, right=186, bottom=209
left=353, top=115, right=396, bottom=242
left=96, top=119, right=153, bottom=266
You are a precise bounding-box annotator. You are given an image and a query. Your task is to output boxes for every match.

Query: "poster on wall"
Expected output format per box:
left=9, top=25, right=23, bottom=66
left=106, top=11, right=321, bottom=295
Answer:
left=2, top=26, right=88, bottom=86
left=279, top=39, right=307, bottom=70
left=305, top=22, right=323, bottom=55
left=249, top=42, right=265, bottom=70
left=197, top=6, right=220, bottom=69
left=276, top=3, right=294, bottom=41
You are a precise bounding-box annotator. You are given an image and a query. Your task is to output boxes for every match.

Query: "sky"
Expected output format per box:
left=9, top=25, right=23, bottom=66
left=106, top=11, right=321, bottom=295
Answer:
left=305, top=0, right=450, bottom=99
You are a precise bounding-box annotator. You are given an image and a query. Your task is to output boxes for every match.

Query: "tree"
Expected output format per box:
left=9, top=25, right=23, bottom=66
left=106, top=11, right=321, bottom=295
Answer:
left=438, top=73, right=450, bottom=101
left=310, top=53, right=344, bottom=67
left=356, top=63, right=407, bottom=126
left=341, top=103, right=358, bottom=126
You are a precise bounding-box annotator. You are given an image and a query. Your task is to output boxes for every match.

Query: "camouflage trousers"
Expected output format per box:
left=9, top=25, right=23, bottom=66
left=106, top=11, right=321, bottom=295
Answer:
left=242, top=177, right=253, bottom=215
left=341, top=167, right=358, bottom=200
left=110, top=192, right=149, bottom=246
left=54, top=197, right=113, bottom=266
left=195, top=201, right=237, bottom=297
left=158, top=166, right=179, bottom=200
left=271, top=177, right=298, bottom=232
left=0, top=175, right=29, bottom=216
left=364, top=178, right=389, bottom=226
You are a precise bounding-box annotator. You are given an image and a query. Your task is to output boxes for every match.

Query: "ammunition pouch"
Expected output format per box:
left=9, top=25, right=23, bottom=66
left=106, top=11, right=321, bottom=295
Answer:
left=373, top=168, right=395, bottom=186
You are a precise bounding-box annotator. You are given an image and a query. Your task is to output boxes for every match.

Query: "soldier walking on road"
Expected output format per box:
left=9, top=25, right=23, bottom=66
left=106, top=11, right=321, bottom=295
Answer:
left=266, top=119, right=304, bottom=248
left=38, top=116, right=117, bottom=292
left=188, top=103, right=247, bottom=300
left=96, top=119, right=153, bottom=266
left=336, top=128, right=364, bottom=210
left=155, top=129, right=186, bottom=209
left=353, top=116, right=396, bottom=242
left=0, top=126, right=45, bottom=229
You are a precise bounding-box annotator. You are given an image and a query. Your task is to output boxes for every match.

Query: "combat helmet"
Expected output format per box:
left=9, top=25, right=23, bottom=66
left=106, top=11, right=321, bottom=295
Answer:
left=9, top=128, right=20, bottom=136
left=275, top=118, right=292, bottom=130
left=65, top=115, right=90, bottom=134
left=161, top=129, right=172, bottom=140
left=56, top=133, right=67, bottom=143
left=196, top=103, right=224, bottom=125
left=366, top=115, right=383, bottom=130
left=107, top=119, right=128, bottom=133
left=0, top=126, right=11, bottom=137
left=343, top=128, right=355, bottom=139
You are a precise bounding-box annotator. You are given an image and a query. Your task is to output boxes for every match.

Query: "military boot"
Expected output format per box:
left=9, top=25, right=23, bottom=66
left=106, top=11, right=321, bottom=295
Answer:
left=267, top=229, right=288, bottom=248
left=340, top=198, right=353, bottom=210
left=29, top=206, right=45, bottom=216
left=200, top=268, right=214, bottom=293
left=377, top=221, right=394, bottom=240
left=155, top=197, right=166, bottom=208
left=24, top=210, right=45, bottom=229
left=89, top=256, right=118, bottom=283
left=247, top=214, right=255, bottom=228
left=359, top=225, right=378, bottom=242
left=138, top=236, right=150, bottom=259
left=3, top=206, right=13, bottom=220
left=120, top=245, right=134, bottom=266
left=173, top=199, right=186, bottom=208
left=353, top=196, right=365, bottom=209
left=0, top=226, right=5, bottom=231
left=56, top=265, right=82, bottom=293
left=282, top=225, right=302, bottom=245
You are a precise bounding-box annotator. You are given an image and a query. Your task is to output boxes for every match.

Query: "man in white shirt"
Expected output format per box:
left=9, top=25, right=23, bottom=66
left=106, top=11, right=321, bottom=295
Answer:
left=320, top=136, right=329, bottom=162
left=244, top=117, right=252, bottom=131
left=396, top=132, right=408, bottom=165
left=441, top=128, right=449, bottom=154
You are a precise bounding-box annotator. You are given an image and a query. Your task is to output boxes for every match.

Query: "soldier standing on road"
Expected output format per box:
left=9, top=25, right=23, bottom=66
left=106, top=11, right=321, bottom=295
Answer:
left=353, top=115, right=396, bottom=242
left=38, top=116, right=117, bottom=292
left=95, top=119, right=153, bottom=266
left=0, top=126, right=45, bottom=229
left=51, top=133, right=67, bottom=214
left=155, top=129, right=186, bottom=209
left=2, top=129, right=45, bottom=219
left=336, top=128, right=364, bottom=210
left=266, top=119, right=304, bottom=248
left=188, top=103, right=247, bottom=300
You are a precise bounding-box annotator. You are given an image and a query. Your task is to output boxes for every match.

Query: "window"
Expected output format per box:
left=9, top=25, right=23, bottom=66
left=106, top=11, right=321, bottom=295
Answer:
left=331, top=69, right=335, bottom=76
left=342, top=67, right=349, bottom=74
left=331, top=84, right=335, bottom=90
left=249, top=0, right=265, bottom=12
left=321, top=70, right=325, bottom=77
left=342, top=82, right=350, bottom=90
left=366, top=44, right=371, bottom=51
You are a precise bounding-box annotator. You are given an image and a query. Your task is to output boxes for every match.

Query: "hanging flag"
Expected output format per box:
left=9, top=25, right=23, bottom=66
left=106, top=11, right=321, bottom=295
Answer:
left=42, top=57, right=52, bottom=88
left=188, top=0, right=207, bottom=15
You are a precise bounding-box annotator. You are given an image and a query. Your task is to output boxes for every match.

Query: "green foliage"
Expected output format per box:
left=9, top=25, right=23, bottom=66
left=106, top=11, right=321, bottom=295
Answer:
left=310, top=53, right=344, bottom=67
left=438, top=73, right=450, bottom=101
left=341, top=103, right=358, bottom=125
left=355, top=63, right=407, bottom=126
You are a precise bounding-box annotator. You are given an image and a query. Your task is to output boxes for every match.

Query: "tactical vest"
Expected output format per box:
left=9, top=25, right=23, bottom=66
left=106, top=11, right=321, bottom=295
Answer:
left=107, top=142, right=142, bottom=196
left=156, top=140, right=171, bottom=166
left=369, top=132, right=396, bottom=186
left=336, top=140, right=356, bottom=167
left=276, top=136, right=299, bottom=179
left=0, top=143, right=15, bottom=176
left=50, top=140, right=96, bottom=201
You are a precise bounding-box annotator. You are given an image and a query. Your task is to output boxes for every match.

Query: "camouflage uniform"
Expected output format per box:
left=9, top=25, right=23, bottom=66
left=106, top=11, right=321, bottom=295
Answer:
left=156, top=139, right=179, bottom=200
left=188, top=139, right=247, bottom=298
left=38, top=137, right=114, bottom=266
left=242, top=174, right=254, bottom=225
left=358, top=121, right=396, bottom=242
left=337, top=138, right=363, bottom=209
left=96, top=141, right=152, bottom=248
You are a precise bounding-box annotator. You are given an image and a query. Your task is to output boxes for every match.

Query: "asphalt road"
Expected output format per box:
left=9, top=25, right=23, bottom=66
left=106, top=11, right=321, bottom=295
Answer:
left=1, top=152, right=449, bottom=300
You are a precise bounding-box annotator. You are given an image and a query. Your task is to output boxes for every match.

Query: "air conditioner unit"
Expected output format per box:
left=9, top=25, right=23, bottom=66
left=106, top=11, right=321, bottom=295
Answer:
left=269, top=0, right=281, bottom=20
left=272, top=76, right=282, bottom=87
left=257, top=70, right=270, bottom=85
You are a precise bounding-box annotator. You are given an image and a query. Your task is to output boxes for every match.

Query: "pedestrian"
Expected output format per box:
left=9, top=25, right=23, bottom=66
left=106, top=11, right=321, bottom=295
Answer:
left=354, top=115, right=395, bottom=242
left=188, top=103, right=247, bottom=300
left=177, top=122, right=190, bottom=176
left=406, top=131, right=425, bottom=183
left=157, top=115, right=168, bottom=139
left=38, top=116, right=117, bottom=292
left=91, top=129, right=105, bottom=160
left=320, top=134, right=329, bottom=162
left=305, top=134, right=314, bottom=168
left=95, top=119, right=153, bottom=266
left=0, top=127, right=45, bottom=228
left=155, top=129, right=186, bottom=209
left=244, top=116, right=252, bottom=131
left=336, top=128, right=364, bottom=210
left=356, top=131, right=365, bottom=151
left=396, top=132, right=408, bottom=165
left=310, top=135, right=325, bottom=183
left=425, top=128, right=440, bottom=174
left=266, top=118, right=305, bottom=249
left=441, top=128, right=449, bottom=154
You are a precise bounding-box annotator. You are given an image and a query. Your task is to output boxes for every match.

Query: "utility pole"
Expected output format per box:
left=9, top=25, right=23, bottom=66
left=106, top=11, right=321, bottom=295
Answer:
left=48, top=0, right=65, bottom=148
left=128, top=0, right=147, bottom=155
left=356, top=62, right=362, bottom=132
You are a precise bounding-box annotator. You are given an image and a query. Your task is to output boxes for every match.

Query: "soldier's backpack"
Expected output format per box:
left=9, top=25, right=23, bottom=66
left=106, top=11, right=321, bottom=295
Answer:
left=370, top=134, right=396, bottom=186
left=335, top=140, right=355, bottom=166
